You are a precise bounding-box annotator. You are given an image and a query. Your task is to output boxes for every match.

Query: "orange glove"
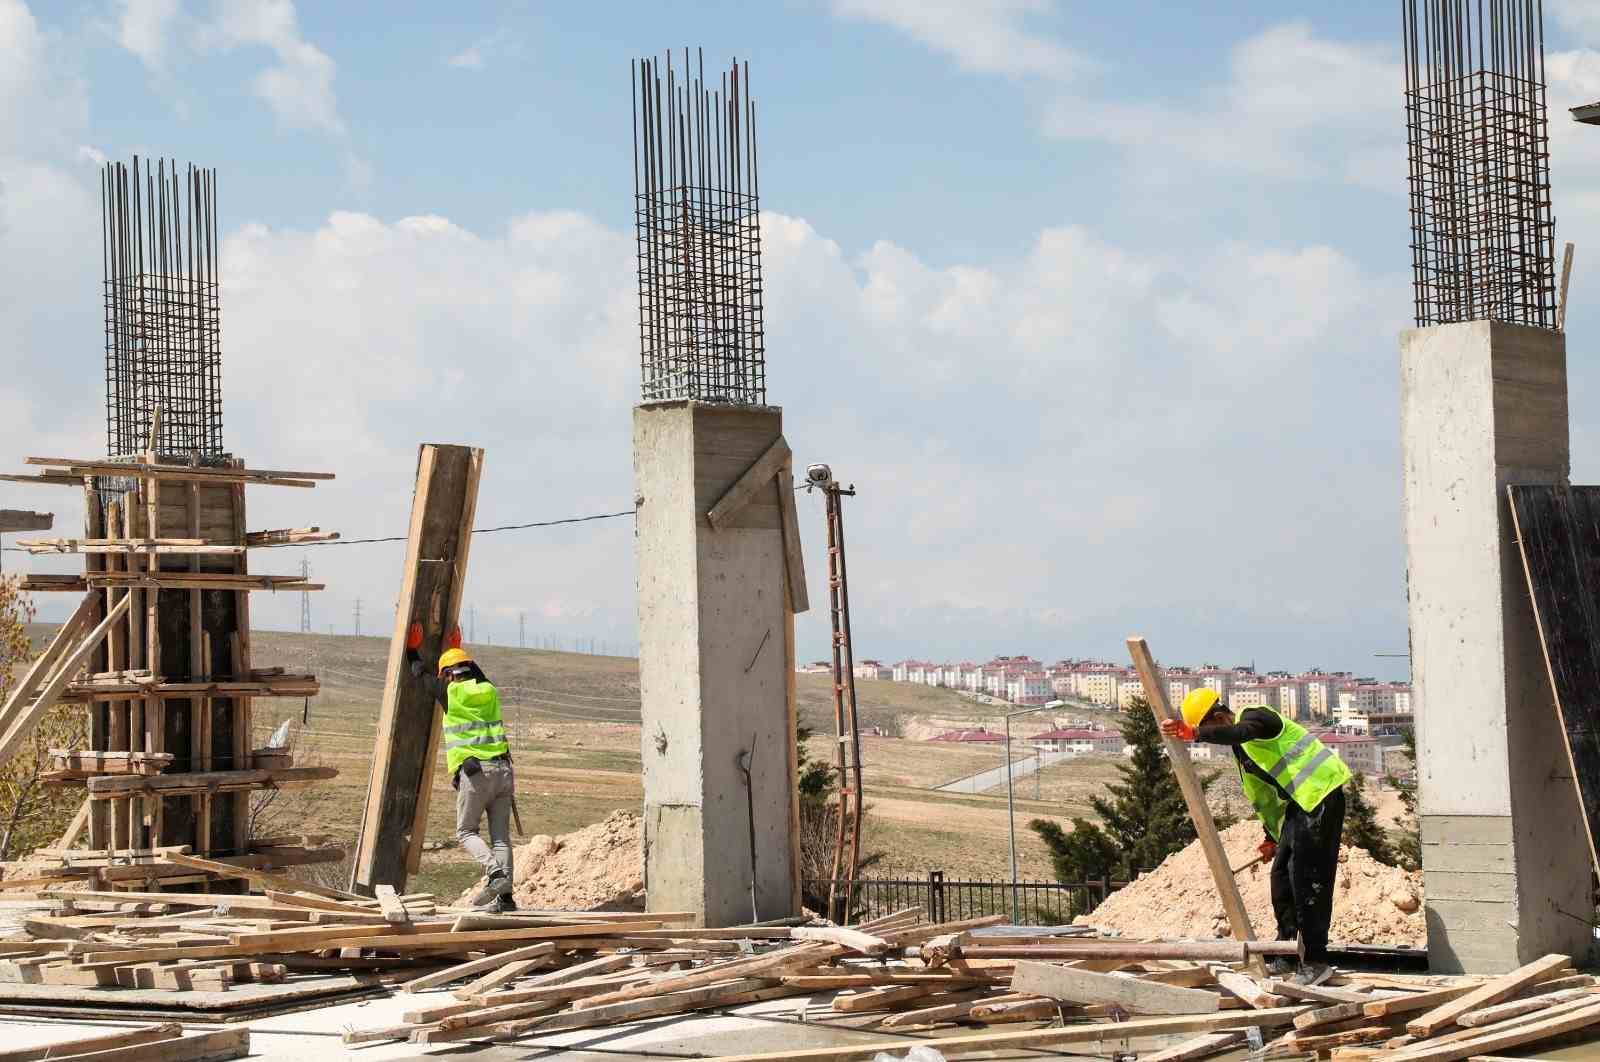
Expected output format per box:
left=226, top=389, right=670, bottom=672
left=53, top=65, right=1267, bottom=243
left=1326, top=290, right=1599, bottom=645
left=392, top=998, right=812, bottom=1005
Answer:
left=1259, top=839, right=1277, bottom=862
left=448, top=625, right=463, bottom=650
left=405, top=622, right=423, bottom=650
left=1159, top=718, right=1196, bottom=742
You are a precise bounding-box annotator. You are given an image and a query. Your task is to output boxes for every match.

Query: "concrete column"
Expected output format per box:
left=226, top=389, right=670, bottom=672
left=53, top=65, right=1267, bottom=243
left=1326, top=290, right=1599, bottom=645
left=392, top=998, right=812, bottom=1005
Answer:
left=1400, top=320, right=1592, bottom=973
left=634, top=400, right=797, bottom=927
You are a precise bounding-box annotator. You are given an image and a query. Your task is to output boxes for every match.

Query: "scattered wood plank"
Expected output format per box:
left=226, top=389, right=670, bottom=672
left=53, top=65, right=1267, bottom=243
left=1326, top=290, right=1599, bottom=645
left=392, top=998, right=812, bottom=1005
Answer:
left=1406, top=953, right=1570, bottom=1037
left=1130, top=634, right=1258, bottom=947
left=1215, top=969, right=1286, bottom=1009
left=705, top=435, right=791, bottom=529
left=1011, top=959, right=1221, bottom=1015
left=1392, top=996, right=1600, bottom=1062
left=1456, top=986, right=1595, bottom=1028
left=400, top=941, right=559, bottom=993
left=374, top=884, right=410, bottom=924
left=706, top=1007, right=1309, bottom=1062
left=789, top=925, right=888, bottom=955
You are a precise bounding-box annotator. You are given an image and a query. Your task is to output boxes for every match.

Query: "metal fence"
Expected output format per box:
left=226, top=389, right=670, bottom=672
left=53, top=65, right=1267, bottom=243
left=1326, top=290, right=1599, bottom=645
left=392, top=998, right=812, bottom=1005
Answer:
left=804, top=871, right=1138, bottom=927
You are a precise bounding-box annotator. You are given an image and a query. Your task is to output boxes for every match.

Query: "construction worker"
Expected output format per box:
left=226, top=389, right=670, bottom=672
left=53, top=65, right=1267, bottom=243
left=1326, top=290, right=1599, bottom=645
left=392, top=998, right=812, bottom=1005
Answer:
left=1159, top=689, right=1350, bottom=986
left=405, top=624, right=516, bottom=912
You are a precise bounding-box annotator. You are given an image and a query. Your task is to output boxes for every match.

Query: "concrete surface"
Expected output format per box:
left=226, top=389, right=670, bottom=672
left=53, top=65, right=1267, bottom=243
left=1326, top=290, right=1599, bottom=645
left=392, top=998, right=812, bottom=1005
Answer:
left=1399, top=320, right=1592, bottom=972
left=633, top=400, right=798, bottom=928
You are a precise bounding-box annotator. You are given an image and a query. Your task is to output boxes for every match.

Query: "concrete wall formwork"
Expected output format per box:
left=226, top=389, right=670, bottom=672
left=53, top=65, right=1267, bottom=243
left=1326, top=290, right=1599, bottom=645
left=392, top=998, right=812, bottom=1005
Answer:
left=633, top=400, right=798, bottom=927
left=1400, top=320, right=1592, bottom=973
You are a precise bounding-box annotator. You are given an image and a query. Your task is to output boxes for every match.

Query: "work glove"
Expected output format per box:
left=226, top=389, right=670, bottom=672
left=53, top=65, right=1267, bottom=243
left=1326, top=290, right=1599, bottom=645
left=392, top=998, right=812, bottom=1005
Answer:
left=405, top=621, right=423, bottom=650
left=1258, top=839, right=1277, bottom=862
left=1158, top=718, right=1196, bottom=742
left=448, top=625, right=463, bottom=650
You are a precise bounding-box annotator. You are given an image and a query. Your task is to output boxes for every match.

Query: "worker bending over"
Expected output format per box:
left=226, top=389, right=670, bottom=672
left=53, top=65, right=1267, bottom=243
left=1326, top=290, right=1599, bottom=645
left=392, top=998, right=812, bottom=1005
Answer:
left=1160, top=689, right=1350, bottom=986
left=406, top=625, right=516, bottom=912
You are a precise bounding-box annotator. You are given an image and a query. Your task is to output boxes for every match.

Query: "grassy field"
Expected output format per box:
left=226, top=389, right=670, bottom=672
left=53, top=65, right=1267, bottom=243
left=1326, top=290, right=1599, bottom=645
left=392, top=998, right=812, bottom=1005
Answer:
left=24, top=625, right=1138, bottom=888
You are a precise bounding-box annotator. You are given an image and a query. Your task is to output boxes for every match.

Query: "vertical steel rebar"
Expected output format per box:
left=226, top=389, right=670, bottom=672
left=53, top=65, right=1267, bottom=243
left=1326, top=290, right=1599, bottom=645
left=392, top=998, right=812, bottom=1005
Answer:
left=1403, top=0, right=1555, bottom=328
left=101, top=156, right=224, bottom=463
left=631, top=53, right=766, bottom=405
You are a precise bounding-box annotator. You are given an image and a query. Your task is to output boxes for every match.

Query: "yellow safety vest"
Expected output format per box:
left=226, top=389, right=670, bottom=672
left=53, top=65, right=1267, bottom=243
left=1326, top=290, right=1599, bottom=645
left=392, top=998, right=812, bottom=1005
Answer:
left=443, top=679, right=508, bottom=775
left=1234, top=708, right=1351, bottom=841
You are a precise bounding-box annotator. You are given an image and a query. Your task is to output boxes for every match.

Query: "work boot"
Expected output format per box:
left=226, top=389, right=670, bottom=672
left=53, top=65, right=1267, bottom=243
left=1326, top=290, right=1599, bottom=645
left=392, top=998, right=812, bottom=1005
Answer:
left=1289, top=961, right=1333, bottom=987
left=471, top=870, right=510, bottom=909
left=1264, top=957, right=1295, bottom=978
left=493, top=893, right=516, bottom=914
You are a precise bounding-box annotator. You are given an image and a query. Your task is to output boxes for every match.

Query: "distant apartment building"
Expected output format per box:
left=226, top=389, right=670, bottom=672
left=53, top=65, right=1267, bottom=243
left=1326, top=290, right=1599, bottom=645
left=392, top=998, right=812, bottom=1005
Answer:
left=1031, top=728, right=1124, bottom=757
left=1005, top=671, right=1053, bottom=706
left=1230, top=681, right=1279, bottom=711
left=1298, top=671, right=1347, bottom=719
left=854, top=659, right=891, bottom=680
left=1318, top=731, right=1383, bottom=776
left=1195, top=666, right=1233, bottom=699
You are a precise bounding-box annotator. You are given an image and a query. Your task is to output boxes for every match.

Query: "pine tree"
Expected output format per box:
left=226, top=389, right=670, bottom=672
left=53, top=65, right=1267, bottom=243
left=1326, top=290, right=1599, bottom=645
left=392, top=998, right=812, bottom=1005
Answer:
left=1030, top=697, right=1201, bottom=886
left=1342, top=772, right=1397, bottom=865
left=1384, top=727, right=1421, bottom=870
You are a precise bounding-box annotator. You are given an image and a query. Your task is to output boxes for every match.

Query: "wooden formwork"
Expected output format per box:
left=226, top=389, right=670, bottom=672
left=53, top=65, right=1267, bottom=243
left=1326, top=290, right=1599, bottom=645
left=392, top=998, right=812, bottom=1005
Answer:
left=2, top=454, right=341, bottom=889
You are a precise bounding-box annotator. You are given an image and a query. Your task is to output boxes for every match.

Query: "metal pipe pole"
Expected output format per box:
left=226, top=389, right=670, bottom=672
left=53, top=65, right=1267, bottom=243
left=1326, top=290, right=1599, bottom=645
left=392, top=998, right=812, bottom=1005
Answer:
left=1004, top=702, right=1053, bottom=924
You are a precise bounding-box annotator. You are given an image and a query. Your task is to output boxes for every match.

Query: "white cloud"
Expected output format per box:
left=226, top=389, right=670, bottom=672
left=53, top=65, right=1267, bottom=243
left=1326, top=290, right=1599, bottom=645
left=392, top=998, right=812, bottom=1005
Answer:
left=114, top=0, right=180, bottom=70
left=446, top=43, right=485, bottom=70
left=1044, top=22, right=1399, bottom=187
left=198, top=0, right=342, bottom=134
left=445, top=28, right=521, bottom=72
left=1552, top=0, right=1600, bottom=46
left=832, top=0, right=1086, bottom=81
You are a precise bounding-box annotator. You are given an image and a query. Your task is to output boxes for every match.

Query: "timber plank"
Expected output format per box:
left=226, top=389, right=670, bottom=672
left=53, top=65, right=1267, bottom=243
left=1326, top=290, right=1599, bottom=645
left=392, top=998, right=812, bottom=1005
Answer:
left=352, top=443, right=483, bottom=893
left=1406, top=953, right=1569, bottom=1036
left=1010, top=960, right=1221, bottom=1015
left=1508, top=484, right=1600, bottom=876
left=0, top=1022, right=181, bottom=1061
left=1127, top=636, right=1258, bottom=946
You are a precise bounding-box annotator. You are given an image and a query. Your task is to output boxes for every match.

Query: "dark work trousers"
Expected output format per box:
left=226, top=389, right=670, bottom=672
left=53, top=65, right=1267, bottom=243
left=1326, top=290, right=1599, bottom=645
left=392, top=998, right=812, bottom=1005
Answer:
left=1269, top=786, right=1346, bottom=963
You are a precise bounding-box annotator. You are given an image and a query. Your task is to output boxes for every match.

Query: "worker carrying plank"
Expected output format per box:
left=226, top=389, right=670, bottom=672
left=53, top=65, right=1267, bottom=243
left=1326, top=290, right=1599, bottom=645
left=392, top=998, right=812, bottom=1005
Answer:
left=406, top=622, right=517, bottom=912
left=1160, top=688, right=1351, bottom=987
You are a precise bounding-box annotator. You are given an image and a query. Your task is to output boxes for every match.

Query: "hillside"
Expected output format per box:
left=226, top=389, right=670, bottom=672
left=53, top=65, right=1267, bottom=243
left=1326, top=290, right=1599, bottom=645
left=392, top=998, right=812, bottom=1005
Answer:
left=19, top=625, right=1142, bottom=888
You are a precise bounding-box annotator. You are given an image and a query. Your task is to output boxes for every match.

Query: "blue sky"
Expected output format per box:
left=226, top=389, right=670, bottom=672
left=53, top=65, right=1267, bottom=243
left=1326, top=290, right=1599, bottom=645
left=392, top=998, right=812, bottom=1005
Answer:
left=8, top=0, right=1600, bottom=681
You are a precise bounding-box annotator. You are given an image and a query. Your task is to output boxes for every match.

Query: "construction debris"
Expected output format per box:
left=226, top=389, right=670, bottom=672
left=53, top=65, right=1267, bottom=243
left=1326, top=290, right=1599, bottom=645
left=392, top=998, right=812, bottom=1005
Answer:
left=1079, top=821, right=1426, bottom=947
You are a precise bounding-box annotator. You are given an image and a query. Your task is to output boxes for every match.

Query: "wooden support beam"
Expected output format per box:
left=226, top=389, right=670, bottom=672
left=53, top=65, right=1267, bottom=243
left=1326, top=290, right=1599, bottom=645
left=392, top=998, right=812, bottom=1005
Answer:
left=1126, top=635, right=1257, bottom=945
left=0, top=1022, right=181, bottom=1062
left=0, top=594, right=131, bottom=764
left=0, top=510, right=52, bottom=533
left=705, top=434, right=791, bottom=529
left=352, top=443, right=483, bottom=894
left=777, top=458, right=809, bottom=613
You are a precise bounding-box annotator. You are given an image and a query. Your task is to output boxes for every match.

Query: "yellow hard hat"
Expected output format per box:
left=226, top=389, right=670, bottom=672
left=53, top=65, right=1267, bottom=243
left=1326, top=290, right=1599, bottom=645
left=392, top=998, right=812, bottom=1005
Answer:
left=437, top=648, right=472, bottom=676
left=1180, top=688, right=1221, bottom=728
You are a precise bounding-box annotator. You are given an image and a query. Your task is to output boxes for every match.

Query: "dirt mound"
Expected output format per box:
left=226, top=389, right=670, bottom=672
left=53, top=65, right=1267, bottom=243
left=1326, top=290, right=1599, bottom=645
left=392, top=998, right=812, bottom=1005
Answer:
left=456, top=809, right=645, bottom=912
left=1078, top=821, right=1424, bottom=947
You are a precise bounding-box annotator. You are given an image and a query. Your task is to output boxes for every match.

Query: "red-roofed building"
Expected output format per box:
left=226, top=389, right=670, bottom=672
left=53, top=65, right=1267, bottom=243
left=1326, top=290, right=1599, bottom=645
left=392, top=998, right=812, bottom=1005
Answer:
left=1313, top=730, right=1382, bottom=775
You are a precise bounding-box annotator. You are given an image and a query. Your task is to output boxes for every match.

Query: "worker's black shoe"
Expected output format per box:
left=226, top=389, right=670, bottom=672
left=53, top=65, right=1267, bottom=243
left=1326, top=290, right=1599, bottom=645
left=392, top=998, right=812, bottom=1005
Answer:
left=1288, top=962, right=1333, bottom=987
left=471, top=870, right=510, bottom=908
left=493, top=893, right=517, bottom=914
left=1264, top=957, right=1295, bottom=978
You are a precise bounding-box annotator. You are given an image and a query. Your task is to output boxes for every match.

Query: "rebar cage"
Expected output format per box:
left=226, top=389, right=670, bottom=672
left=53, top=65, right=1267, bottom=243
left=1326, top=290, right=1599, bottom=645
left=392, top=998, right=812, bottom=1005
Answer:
left=1404, top=0, right=1556, bottom=329
left=102, top=157, right=225, bottom=462
left=632, top=52, right=767, bottom=406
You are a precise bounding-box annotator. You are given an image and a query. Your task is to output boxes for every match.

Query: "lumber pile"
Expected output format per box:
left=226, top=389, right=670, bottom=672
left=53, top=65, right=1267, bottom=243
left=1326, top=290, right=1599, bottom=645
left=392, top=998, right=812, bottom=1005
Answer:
left=0, top=868, right=1596, bottom=1062
left=678, top=947, right=1600, bottom=1062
